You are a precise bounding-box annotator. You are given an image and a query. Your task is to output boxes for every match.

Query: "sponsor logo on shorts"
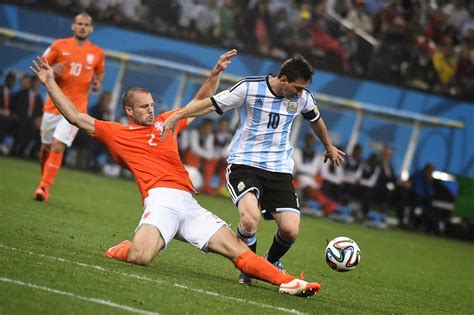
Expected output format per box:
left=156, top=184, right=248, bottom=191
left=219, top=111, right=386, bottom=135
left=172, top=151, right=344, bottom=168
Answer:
left=142, top=211, right=151, bottom=219
left=237, top=181, right=245, bottom=192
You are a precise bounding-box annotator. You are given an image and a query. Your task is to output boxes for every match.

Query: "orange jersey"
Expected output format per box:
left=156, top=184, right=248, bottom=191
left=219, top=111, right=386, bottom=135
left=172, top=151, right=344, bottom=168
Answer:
left=42, top=37, right=105, bottom=114
left=93, top=110, right=194, bottom=200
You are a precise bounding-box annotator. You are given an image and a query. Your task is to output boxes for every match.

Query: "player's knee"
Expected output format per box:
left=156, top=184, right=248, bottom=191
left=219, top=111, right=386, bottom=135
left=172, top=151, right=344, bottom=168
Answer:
left=279, top=225, right=300, bottom=243
left=51, top=141, right=66, bottom=153
left=240, top=215, right=259, bottom=232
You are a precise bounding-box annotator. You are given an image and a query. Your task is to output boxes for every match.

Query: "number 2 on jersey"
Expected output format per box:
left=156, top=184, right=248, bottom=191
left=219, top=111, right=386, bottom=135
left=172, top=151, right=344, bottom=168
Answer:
left=69, top=62, right=82, bottom=76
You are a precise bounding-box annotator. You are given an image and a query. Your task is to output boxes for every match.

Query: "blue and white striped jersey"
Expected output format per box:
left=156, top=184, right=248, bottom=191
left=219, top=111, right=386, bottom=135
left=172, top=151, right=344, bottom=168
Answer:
left=211, top=75, right=321, bottom=174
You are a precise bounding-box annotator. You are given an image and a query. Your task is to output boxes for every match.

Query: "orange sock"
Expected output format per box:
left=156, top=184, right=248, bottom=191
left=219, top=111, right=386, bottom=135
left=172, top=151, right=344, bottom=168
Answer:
left=234, top=250, right=294, bottom=285
left=40, top=151, right=63, bottom=188
left=39, top=147, right=50, bottom=174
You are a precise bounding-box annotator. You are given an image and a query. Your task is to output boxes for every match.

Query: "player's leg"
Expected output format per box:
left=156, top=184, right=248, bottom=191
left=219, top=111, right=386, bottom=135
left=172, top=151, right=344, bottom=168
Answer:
left=104, top=224, right=165, bottom=265
left=35, top=117, right=78, bottom=201
left=262, top=174, right=301, bottom=268
left=127, top=224, right=165, bottom=265
left=207, top=225, right=294, bottom=285
left=236, top=192, right=261, bottom=252
left=226, top=165, right=262, bottom=253
left=179, top=197, right=293, bottom=286
left=207, top=225, right=320, bottom=296
left=267, top=211, right=300, bottom=265
left=39, top=143, right=51, bottom=173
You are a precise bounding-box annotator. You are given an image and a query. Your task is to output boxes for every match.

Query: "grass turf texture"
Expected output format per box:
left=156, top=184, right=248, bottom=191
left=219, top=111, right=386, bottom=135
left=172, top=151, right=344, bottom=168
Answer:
left=0, top=156, right=473, bottom=314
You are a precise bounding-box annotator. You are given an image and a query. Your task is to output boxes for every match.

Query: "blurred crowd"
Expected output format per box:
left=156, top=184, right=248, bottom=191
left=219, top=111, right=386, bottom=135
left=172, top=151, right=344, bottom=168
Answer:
left=13, top=0, right=474, bottom=101
left=0, top=70, right=115, bottom=171
left=293, top=133, right=467, bottom=237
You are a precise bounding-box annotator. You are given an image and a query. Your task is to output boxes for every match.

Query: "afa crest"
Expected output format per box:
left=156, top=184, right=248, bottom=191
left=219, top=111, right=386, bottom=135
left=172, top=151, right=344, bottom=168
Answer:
left=287, top=101, right=298, bottom=114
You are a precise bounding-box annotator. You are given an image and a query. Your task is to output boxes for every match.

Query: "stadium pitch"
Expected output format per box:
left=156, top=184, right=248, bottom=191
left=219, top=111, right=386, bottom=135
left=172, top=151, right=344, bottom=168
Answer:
left=0, top=156, right=473, bottom=314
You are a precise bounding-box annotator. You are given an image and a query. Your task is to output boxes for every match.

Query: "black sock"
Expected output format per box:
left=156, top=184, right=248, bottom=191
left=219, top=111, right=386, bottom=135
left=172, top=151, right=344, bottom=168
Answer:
left=267, top=230, right=294, bottom=263
left=236, top=224, right=257, bottom=253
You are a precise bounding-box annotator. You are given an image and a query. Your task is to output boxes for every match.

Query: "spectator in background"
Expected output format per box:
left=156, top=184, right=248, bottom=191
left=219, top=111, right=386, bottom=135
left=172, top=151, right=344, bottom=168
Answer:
left=456, top=29, right=474, bottom=98
left=432, top=35, right=458, bottom=92
left=347, top=0, right=374, bottom=34
left=185, top=119, right=218, bottom=195
left=320, top=146, right=345, bottom=202
left=10, top=75, right=44, bottom=158
left=357, top=153, right=381, bottom=217
left=249, top=0, right=273, bottom=56
left=410, top=163, right=436, bottom=231
left=89, top=91, right=113, bottom=170
left=342, top=144, right=363, bottom=202
left=213, top=117, right=232, bottom=197
left=327, top=0, right=353, bottom=18
left=217, top=0, right=242, bottom=49
left=374, top=147, right=397, bottom=207
left=293, top=133, right=337, bottom=215
left=443, top=0, right=470, bottom=31
left=0, top=71, right=17, bottom=154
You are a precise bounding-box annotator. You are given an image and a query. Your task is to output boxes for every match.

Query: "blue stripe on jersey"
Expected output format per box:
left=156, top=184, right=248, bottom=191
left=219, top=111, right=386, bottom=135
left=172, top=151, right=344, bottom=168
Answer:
left=259, top=96, right=282, bottom=167
left=241, top=80, right=267, bottom=166
left=274, top=112, right=294, bottom=171
left=227, top=81, right=249, bottom=159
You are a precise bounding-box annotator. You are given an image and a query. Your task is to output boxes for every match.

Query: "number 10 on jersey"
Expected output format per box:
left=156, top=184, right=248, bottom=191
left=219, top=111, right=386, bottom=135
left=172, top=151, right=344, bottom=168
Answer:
left=267, top=113, right=280, bottom=129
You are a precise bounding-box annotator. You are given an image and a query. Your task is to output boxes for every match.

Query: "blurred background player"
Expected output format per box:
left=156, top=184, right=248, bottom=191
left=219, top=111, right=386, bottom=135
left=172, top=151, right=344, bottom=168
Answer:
left=162, top=56, right=345, bottom=285
left=33, top=12, right=105, bottom=202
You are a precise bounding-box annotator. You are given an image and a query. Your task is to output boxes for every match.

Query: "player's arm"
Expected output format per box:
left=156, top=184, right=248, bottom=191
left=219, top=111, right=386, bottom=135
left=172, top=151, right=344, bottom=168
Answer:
left=30, top=57, right=95, bottom=136
left=92, top=51, right=105, bottom=92
left=187, top=49, right=237, bottom=125
left=310, top=118, right=345, bottom=166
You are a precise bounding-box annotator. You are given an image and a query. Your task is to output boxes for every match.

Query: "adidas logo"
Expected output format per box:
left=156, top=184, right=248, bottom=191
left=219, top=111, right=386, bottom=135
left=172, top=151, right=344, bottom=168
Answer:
left=255, top=99, right=263, bottom=106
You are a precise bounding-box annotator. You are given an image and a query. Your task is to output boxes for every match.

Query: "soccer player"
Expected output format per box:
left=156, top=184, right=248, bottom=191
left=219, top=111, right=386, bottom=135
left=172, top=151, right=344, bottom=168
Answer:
left=30, top=52, right=321, bottom=297
left=33, top=13, right=105, bottom=202
left=162, top=56, right=345, bottom=285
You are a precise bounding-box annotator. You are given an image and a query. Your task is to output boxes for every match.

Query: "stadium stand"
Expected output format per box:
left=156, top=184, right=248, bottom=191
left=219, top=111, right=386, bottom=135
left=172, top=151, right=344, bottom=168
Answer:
left=7, top=0, right=474, bottom=101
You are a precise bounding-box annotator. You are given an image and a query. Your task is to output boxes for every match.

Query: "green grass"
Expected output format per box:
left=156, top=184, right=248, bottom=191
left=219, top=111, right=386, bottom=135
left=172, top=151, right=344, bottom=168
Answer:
left=0, top=156, right=473, bottom=314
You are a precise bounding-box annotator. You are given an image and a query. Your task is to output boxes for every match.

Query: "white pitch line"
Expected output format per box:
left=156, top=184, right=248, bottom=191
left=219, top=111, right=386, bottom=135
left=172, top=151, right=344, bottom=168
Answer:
left=0, top=244, right=304, bottom=315
left=0, top=277, right=159, bottom=315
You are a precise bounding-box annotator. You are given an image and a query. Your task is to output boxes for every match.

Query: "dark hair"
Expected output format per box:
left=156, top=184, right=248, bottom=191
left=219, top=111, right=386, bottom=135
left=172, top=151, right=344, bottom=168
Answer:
left=122, top=87, right=151, bottom=111
left=278, top=56, right=314, bottom=83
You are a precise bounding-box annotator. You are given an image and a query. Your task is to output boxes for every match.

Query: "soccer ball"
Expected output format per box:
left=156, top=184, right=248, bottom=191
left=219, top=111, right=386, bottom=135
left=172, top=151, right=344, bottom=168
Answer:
left=325, top=236, right=361, bottom=272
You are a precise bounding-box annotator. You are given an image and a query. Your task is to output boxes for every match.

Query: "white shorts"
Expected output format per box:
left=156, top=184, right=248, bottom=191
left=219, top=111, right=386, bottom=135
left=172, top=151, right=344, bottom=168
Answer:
left=40, top=112, right=79, bottom=147
left=137, top=187, right=227, bottom=252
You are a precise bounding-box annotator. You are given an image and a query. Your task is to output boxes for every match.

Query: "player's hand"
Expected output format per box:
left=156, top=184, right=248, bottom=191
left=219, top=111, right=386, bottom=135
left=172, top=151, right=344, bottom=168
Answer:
left=52, top=63, right=66, bottom=75
left=30, top=57, right=54, bottom=84
left=323, top=146, right=345, bottom=167
left=92, top=78, right=102, bottom=92
left=161, top=112, right=181, bottom=142
left=212, top=49, right=237, bottom=75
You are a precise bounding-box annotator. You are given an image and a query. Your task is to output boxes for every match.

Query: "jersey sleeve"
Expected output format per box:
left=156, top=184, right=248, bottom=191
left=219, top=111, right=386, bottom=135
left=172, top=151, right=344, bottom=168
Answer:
left=210, top=80, right=247, bottom=115
left=95, top=49, right=105, bottom=76
left=93, top=119, right=117, bottom=144
left=301, top=90, right=321, bottom=122
left=42, top=41, right=61, bottom=64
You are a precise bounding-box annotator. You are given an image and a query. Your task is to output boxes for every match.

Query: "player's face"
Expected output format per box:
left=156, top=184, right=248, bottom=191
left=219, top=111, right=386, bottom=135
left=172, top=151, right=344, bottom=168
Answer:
left=128, top=92, right=155, bottom=126
left=72, top=16, right=93, bottom=41
left=281, top=77, right=309, bottom=99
